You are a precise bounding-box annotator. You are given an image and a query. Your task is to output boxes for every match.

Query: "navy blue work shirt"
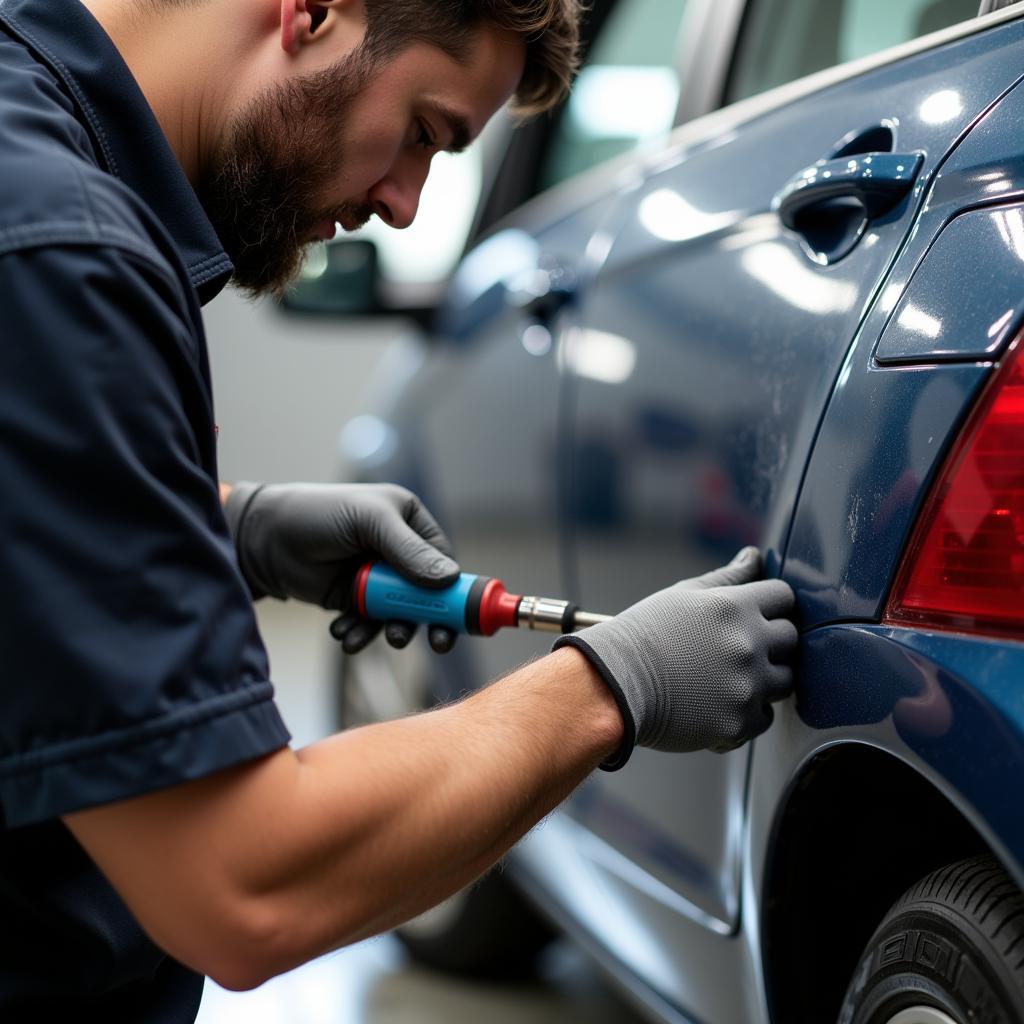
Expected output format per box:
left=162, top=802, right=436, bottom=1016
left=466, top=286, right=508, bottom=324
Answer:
left=0, top=0, right=292, bottom=1016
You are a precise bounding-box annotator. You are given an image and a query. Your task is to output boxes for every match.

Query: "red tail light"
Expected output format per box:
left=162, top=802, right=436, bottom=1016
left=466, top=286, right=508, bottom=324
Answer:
left=885, top=336, right=1024, bottom=637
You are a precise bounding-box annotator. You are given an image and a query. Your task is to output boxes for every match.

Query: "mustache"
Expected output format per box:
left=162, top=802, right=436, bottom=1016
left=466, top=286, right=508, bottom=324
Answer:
left=326, top=200, right=373, bottom=233
left=294, top=200, right=372, bottom=245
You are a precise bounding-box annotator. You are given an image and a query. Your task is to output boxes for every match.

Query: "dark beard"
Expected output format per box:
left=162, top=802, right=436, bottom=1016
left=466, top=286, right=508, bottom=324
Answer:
left=198, top=56, right=375, bottom=298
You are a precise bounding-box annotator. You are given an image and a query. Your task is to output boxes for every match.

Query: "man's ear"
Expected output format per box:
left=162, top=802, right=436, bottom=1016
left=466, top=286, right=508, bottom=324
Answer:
left=280, top=0, right=308, bottom=55
left=279, top=0, right=357, bottom=55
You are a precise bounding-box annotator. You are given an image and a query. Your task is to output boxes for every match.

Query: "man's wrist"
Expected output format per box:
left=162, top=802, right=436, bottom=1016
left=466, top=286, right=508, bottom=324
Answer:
left=547, top=645, right=625, bottom=766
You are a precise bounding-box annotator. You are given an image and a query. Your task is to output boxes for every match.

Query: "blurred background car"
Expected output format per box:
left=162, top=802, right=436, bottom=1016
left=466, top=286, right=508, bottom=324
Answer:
left=214, top=0, right=1024, bottom=1021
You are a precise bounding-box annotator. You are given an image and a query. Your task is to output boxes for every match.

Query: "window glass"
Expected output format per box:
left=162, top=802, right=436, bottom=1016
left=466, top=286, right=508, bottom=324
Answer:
left=727, top=0, right=978, bottom=104
left=539, top=0, right=690, bottom=191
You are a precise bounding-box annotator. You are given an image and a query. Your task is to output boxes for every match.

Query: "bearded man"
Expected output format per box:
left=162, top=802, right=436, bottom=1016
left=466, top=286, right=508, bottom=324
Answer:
left=0, top=0, right=797, bottom=1017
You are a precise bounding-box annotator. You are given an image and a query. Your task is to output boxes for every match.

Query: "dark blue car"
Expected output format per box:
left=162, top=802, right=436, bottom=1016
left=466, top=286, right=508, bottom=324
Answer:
left=304, top=0, right=1024, bottom=1020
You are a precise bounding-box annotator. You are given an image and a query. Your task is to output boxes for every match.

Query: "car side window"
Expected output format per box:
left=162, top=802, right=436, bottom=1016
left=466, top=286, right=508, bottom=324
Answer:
left=538, top=0, right=691, bottom=191
left=726, top=0, right=979, bottom=104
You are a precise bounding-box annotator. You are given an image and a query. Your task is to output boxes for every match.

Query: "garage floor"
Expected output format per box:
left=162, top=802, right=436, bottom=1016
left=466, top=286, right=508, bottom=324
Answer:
left=194, top=599, right=646, bottom=1024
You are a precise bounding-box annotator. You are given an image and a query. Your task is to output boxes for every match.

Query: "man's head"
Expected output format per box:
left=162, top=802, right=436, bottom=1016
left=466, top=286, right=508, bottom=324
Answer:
left=190, top=0, right=581, bottom=297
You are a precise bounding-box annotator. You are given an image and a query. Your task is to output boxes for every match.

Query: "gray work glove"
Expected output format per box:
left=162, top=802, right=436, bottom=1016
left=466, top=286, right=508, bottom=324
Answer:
left=554, top=548, right=797, bottom=770
left=224, top=482, right=460, bottom=654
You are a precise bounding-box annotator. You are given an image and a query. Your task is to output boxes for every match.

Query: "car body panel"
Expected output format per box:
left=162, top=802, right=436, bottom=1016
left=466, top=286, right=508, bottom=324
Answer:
left=743, top=624, right=1024, bottom=1024
left=523, top=620, right=1024, bottom=1024
left=341, top=10, right=1024, bottom=1024
left=785, top=360, right=990, bottom=626
left=874, top=204, right=1024, bottom=364
left=787, top=74, right=1024, bottom=626
left=552, top=18, right=1024, bottom=983
left=795, top=624, right=1024, bottom=879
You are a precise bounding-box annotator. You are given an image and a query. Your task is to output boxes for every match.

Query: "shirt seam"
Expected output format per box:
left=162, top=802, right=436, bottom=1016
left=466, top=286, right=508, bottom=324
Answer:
left=190, top=255, right=233, bottom=286
left=0, top=11, right=233, bottom=297
left=0, top=11, right=118, bottom=176
left=68, top=153, right=101, bottom=237
left=189, top=252, right=229, bottom=275
left=0, top=682, right=279, bottom=779
left=0, top=221, right=163, bottom=263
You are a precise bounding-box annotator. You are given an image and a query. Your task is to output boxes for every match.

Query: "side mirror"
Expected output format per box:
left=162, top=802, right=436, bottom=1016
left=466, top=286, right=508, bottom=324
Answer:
left=280, top=239, right=380, bottom=315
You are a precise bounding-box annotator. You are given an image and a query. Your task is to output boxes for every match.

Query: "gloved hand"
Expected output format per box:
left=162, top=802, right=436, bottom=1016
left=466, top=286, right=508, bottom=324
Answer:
left=224, top=482, right=460, bottom=654
left=554, top=547, right=797, bottom=769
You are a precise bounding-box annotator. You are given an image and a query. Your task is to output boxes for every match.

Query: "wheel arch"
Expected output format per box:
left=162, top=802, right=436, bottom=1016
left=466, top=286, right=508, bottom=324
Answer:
left=761, top=743, right=1002, bottom=1024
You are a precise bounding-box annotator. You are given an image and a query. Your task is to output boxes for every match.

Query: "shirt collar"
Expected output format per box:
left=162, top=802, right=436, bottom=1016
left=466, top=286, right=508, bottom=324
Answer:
left=0, top=0, right=234, bottom=304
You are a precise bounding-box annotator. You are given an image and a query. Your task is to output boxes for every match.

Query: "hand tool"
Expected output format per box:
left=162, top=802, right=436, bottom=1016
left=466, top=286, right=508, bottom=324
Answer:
left=352, top=562, right=613, bottom=636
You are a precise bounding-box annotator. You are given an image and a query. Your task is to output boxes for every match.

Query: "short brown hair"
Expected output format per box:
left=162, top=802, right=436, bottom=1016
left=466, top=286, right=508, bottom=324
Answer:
left=152, top=0, right=581, bottom=115
left=361, top=0, right=582, bottom=117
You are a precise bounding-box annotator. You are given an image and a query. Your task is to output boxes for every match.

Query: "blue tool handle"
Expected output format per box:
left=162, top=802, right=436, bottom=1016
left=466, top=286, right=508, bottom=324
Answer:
left=360, top=564, right=480, bottom=633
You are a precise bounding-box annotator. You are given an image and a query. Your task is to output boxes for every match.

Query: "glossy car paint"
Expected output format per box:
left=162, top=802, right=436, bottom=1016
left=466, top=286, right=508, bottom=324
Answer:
left=342, top=11, right=1024, bottom=1024
left=874, top=206, right=1024, bottom=363
left=788, top=77, right=1024, bottom=625
left=796, top=626, right=1024, bottom=870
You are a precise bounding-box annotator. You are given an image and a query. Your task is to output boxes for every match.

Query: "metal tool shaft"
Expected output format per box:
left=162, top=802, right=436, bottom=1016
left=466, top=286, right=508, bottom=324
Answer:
left=517, top=595, right=571, bottom=632
left=516, top=596, right=613, bottom=633
left=570, top=610, right=613, bottom=629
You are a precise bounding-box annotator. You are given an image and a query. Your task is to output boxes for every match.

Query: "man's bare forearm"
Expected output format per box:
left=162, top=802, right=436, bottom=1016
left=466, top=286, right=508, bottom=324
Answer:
left=65, top=646, right=622, bottom=990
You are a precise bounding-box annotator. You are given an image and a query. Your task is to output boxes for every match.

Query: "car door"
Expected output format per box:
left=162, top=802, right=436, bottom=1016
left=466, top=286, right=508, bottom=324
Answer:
left=539, top=1, right=1020, bottom=1018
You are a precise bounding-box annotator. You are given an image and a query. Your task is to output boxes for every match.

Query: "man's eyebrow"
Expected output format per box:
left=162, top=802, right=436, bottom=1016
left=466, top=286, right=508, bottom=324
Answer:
left=427, top=102, right=472, bottom=154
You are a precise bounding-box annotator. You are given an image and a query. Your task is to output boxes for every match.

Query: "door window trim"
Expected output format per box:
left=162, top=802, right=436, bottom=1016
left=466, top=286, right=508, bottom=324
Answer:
left=655, top=2, right=1020, bottom=181
left=476, top=2, right=1023, bottom=248
left=675, top=0, right=748, bottom=124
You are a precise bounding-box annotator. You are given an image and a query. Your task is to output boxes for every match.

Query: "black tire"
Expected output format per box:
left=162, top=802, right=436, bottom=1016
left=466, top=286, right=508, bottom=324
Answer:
left=396, top=868, right=555, bottom=979
left=839, top=855, right=1024, bottom=1024
left=336, top=639, right=556, bottom=977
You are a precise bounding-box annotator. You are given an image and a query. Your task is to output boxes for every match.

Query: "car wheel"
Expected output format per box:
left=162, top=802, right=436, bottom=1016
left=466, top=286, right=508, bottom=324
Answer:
left=397, top=869, right=556, bottom=979
left=838, top=855, right=1024, bottom=1024
left=336, top=638, right=556, bottom=977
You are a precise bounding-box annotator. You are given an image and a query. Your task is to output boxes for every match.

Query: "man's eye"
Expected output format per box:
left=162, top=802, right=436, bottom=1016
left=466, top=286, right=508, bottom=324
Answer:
left=416, top=120, right=435, bottom=150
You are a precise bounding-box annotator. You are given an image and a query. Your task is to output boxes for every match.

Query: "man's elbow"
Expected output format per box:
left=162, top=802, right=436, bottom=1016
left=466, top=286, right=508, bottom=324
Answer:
left=157, top=894, right=308, bottom=991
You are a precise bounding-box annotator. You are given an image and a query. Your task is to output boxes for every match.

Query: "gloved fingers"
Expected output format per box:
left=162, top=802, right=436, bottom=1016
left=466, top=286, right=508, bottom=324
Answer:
left=330, top=615, right=384, bottom=655
left=681, top=546, right=762, bottom=590
left=765, top=616, right=799, bottom=663
left=398, top=490, right=458, bottom=559
left=749, top=701, right=776, bottom=739
left=713, top=694, right=778, bottom=754
left=428, top=626, right=458, bottom=654
left=384, top=620, right=416, bottom=649
left=331, top=613, right=457, bottom=655
left=371, top=490, right=460, bottom=590
left=343, top=619, right=384, bottom=654
left=735, top=578, right=796, bottom=620
left=710, top=735, right=747, bottom=754
left=762, top=661, right=795, bottom=702
left=329, top=612, right=360, bottom=642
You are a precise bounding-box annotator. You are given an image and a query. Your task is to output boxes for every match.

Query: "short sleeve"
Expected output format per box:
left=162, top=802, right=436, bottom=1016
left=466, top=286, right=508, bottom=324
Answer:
left=0, top=243, right=291, bottom=827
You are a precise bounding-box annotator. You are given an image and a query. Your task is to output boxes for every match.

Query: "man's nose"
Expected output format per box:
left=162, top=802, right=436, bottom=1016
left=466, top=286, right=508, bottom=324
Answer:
left=369, top=157, right=429, bottom=229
